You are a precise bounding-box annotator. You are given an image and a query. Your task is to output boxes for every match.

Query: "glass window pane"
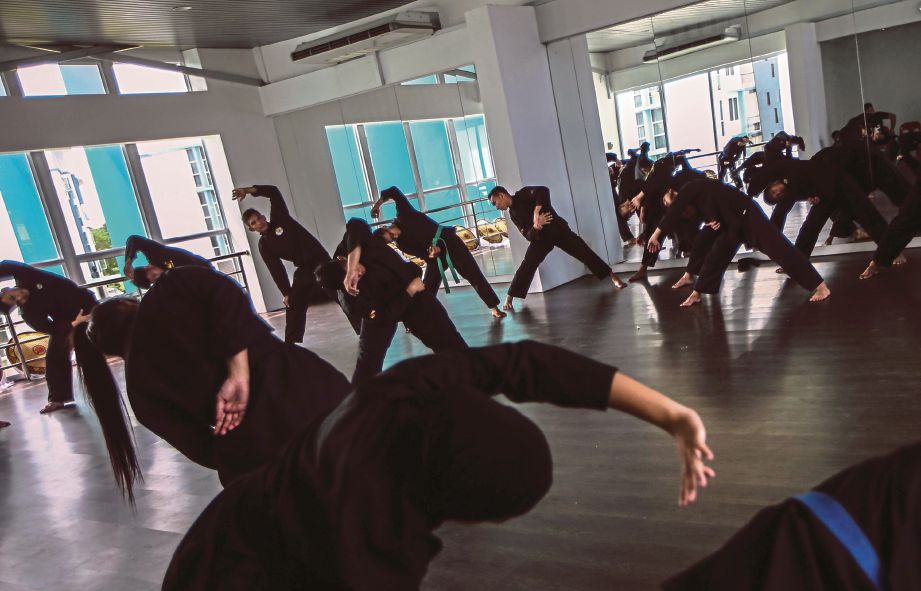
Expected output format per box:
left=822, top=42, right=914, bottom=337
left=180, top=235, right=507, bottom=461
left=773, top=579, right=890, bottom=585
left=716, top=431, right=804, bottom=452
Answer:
left=137, top=138, right=228, bottom=239
left=374, top=196, right=420, bottom=222
left=80, top=255, right=131, bottom=298
left=401, top=74, right=438, bottom=86
left=663, top=72, right=718, bottom=170
left=365, top=122, right=416, bottom=195
left=453, top=115, right=494, bottom=183
left=444, top=64, right=476, bottom=84
left=409, top=120, right=456, bottom=191
left=19, top=64, right=106, bottom=96
left=0, top=154, right=59, bottom=263
left=423, top=188, right=464, bottom=225
left=45, top=146, right=146, bottom=267
left=113, top=63, right=188, bottom=94
left=0, top=80, right=6, bottom=97
left=325, top=125, right=369, bottom=207
left=466, top=181, right=501, bottom=220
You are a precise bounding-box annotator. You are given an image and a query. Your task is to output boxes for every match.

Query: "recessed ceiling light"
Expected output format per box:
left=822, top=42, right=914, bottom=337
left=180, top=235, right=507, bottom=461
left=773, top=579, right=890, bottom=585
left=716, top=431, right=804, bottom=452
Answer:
left=172, top=5, right=193, bottom=11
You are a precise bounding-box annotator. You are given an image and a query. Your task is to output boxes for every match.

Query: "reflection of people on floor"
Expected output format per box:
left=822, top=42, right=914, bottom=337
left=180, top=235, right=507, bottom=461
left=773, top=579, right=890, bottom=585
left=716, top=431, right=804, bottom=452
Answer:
left=646, top=179, right=829, bottom=307
left=664, top=439, right=921, bottom=591
left=370, top=186, right=505, bottom=320
left=122, top=234, right=213, bottom=289
left=488, top=185, right=627, bottom=310
left=0, top=260, right=98, bottom=414
left=162, top=340, right=714, bottom=590
left=234, top=185, right=332, bottom=344
left=85, top=266, right=352, bottom=500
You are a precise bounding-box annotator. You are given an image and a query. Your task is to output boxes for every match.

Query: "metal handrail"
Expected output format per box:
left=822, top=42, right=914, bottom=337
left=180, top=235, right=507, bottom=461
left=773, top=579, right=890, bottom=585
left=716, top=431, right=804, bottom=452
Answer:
left=0, top=250, right=251, bottom=380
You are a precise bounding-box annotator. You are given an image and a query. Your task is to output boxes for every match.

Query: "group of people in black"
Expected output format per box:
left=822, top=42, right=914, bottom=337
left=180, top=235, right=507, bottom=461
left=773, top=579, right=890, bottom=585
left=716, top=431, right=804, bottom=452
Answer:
left=1, top=122, right=919, bottom=588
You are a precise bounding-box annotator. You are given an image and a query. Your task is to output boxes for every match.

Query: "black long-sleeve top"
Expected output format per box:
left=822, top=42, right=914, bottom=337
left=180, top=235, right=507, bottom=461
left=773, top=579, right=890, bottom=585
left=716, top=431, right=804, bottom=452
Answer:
left=508, top=186, right=566, bottom=242
left=378, top=186, right=448, bottom=259
left=658, top=179, right=753, bottom=241
left=719, top=137, right=748, bottom=163
left=162, top=340, right=618, bottom=591
left=252, top=185, right=331, bottom=297
left=124, top=235, right=212, bottom=270
left=126, top=266, right=350, bottom=481
left=0, top=260, right=96, bottom=334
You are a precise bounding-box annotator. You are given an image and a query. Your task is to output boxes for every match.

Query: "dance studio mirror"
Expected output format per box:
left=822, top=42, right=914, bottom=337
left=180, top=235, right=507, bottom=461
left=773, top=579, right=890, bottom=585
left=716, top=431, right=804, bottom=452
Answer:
left=584, top=0, right=919, bottom=267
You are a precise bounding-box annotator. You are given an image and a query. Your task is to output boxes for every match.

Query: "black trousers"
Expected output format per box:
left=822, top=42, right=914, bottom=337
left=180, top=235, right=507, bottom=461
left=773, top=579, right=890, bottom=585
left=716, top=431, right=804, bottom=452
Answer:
left=612, top=185, right=636, bottom=242
left=423, top=232, right=500, bottom=309
left=686, top=226, right=720, bottom=276
left=285, top=266, right=326, bottom=344
left=718, top=158, right=742, bottom=188
left=873, top=185, right=921, bottom=266
left=45, top=326, right=80, bottom=403
left=507, top=224, right=611, bottom=299
left=695, top=208, right=823, bottom=294
left=350, top=292, right=468, bottom=385
left=794, top=176, right=888, bottom=258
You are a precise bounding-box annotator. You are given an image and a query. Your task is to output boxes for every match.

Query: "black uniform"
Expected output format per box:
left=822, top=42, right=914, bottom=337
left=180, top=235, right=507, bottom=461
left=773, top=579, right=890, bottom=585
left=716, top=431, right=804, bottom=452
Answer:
left=126, top=266, right=350, bottom=485
left=664, top=440, right=921, bottom=590
left=871, top=181, right=921, bottom=267
left=640, top=155, right=704, bottom=268
left=609, top=160, right=636, bottom=242
left=124, top=235, right=212, bottom=271
left=736, top=132, right=803, bottom=183
left=506, top=186, right=611, bottom=299
left=659, top=181, right=823, bottom=294
left=717, top=137, right=748, bottom=188
left=251, top=185, right=331, bottom=344
left=0, top=261, right=96, bottom=404
left=379, top=187, right=500, bottom=309
left=654, top=171, right=716, bottom=277
left=162, top=340, right=618, bottom=591
left=331, top=218, right=467, bottom=385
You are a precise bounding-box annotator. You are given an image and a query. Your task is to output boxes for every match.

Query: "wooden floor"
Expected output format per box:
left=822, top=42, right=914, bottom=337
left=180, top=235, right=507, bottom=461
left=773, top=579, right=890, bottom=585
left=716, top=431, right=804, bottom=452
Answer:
left=2, top=250, right=920, bottom=590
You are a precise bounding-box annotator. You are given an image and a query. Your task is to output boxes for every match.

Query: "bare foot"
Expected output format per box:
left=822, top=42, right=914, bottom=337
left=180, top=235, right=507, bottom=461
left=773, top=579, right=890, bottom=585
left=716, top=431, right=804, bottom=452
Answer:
left=853, top=228, right=870, bottom=242
left=611, top=273, right=628, bottom=289
left=809, top=282, right=831, bottom=302
left=503, top=296, right=514, bottom=311
left=859, top=261, right=879, bottom=280
left=491, top=307, right=507, bottom=320
left=680, top=291, right=702, bottom=308
left=40, top=401, right=75, bottom=415
left=0, top=420, right=10, bottom=429
left=628, top=267, right=648, bottom=283
left=775, top=267, right=786, bottom=275
left=672, top=273, right=695, bottom=289
left=893, top=253, right=908, bottom=266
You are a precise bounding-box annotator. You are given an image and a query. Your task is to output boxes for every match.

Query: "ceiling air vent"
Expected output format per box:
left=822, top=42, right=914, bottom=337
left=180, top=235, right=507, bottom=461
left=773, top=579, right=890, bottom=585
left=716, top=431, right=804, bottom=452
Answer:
left=643, top=25, right=741, bottom=63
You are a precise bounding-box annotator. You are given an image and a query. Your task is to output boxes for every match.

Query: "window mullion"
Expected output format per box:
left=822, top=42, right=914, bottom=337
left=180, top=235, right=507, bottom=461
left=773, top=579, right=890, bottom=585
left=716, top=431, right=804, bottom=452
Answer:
left=123, top=143, right=164, bottom=242
left=27, top=151, right=85, bottom=283
left=402, top=121, right=426, bottom=210
left=356, top=125, right=378, bottom=206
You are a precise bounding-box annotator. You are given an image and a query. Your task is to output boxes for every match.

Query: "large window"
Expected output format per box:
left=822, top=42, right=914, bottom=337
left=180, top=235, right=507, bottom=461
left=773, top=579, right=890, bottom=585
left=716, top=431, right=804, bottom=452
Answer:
left=18, top=63, right=107, bottom=97
left=401, top=64, right=477, bottom=86
left=113, top=63, right=190, bottom=94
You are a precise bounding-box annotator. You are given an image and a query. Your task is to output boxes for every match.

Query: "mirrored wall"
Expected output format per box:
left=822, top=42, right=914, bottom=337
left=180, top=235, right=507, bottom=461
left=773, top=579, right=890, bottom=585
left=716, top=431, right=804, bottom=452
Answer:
left=585, top=0, right=921, bottom=264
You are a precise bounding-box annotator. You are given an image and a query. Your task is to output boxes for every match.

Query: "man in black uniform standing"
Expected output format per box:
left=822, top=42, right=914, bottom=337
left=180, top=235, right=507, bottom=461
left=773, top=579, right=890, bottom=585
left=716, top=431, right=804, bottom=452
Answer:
left=488, top=185, right=627, bottom=310
left=370, top=186, right=505, bottom=320
left=233, top=185, right=331, bottom=344
left=717, top=135, right=751, bottom=188
left=122, top=235, right=213, bottom=289
left=0, top=261, right=97, bottom=414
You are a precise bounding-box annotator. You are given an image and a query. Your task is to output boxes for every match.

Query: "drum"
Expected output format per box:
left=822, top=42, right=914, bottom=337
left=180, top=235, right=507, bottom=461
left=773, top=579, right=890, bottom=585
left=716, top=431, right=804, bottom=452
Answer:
left=454, top=226, right=479, bottom=251
left=5, top=332, right=50, bottom=375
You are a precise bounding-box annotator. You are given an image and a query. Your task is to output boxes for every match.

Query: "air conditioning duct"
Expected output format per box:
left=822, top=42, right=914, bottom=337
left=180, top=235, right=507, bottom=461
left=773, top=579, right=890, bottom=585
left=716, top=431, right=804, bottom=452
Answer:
left=291, top=11, right=440, bottom=65
left=643, top=25, right=741, bottom=63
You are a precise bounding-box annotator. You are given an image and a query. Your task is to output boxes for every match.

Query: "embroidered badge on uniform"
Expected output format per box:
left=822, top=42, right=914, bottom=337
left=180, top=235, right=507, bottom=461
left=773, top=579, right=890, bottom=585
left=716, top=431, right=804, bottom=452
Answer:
left=275, top=227, right=284, bottom=236
left=36, top=283, right=43, bottom=290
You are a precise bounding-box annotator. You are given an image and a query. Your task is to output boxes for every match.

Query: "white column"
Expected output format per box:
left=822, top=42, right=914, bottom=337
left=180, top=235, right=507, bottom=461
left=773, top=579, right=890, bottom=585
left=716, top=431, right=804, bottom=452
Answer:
left=466, top=5, right=619, bottom=294
left=784, top=23, right=829, bottom=157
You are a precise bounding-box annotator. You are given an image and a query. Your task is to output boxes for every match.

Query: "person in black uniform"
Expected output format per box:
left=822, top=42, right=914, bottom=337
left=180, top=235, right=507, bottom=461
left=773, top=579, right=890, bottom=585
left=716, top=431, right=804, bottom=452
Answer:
left=735, top=131, right=804, bottom=184
left=846, top=102, right=897, bottom=137
left=318, top=218, right=468, bottom=385
left=0, top=261, right=97, bottom=414
left=122, top=234, right=212, bottom=289
left=233, top=185, right=331, bottom=344
left=645, top=179, right=830, bottom=307
left=488, top=185, right=628, bottom=309
left=84, top=266, right=351, bottom=501
left=160, top=340, right=715, bottom=591
left=369, top=186, right=506, bottom=320
left=717, top=136, right=751, bottom=188
left=607, top=152, right=636, bottom=244
left=859, top=162, right=921, bottom=279
left=664, top=439, right=921, bottom=590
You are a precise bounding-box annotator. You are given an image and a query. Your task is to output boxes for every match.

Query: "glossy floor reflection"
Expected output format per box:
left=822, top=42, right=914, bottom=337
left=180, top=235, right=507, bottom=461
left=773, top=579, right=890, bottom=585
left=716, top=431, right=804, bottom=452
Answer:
left=2, top=250, right=920, bottom=590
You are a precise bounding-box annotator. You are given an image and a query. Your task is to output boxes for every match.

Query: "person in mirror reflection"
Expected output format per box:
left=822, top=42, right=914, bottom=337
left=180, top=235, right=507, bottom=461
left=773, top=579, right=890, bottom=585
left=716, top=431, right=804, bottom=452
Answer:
left=717, top=135, right=751, bottom=189
left=646, top=179, right=830, bottom=307
left=122, top=235, right=213, bottom=289
left=0, top=260, right=97, bottom=415
left=161, top=340, right=714, bottom=591
left=370, top=186, right=506, bottom=321
left=487, top=185, right=628, bottom=310
left=234, top=185, right=332, bottom=344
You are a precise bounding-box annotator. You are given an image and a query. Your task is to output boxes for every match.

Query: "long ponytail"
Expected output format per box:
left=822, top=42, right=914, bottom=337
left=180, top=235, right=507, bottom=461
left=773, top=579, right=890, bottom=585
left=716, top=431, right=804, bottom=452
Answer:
left=74, top=320, right=142, bottom=504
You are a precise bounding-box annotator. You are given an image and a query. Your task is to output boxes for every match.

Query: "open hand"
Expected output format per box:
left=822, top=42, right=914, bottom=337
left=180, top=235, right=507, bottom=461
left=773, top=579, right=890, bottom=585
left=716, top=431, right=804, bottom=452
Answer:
left=344, top=263, right=365, bottom=296
left=671, top=410, right=715, bottom=506
left=647, top=237, right=661, bottom=253
left=533, top=211, right=554, bottom=230
left=231, top=187, right=254, bottom=201
left=214, top=376, right=249, bottom=435
left=71, top=309, right=91, bottom=328
left=706, top=220, right=721, bottom=231
left=427, top=245, right=442, bottom=259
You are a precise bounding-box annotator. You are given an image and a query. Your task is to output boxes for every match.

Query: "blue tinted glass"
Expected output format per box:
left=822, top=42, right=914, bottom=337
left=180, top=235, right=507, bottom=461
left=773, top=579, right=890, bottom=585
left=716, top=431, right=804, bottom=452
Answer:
left=365, top=122, right=416, bottom=195
left=466, top=181, right=502, bottom=221
left=453, top=115, right=494, bottom=182
left=61, top=65, right=106, bottom=95
left=423, top=188, right=465, bottom=225
left=402, top=74, right=438, bottom=85
left=445, top=64, right=476, bottom=84
left=0, top=81, right=6, bottom=96
left=326, top=125, right=369, bottom=206
left=377, top=196, right=419, bottom=222
left=409, top=120, right=456, bottom=191
left=0, top=154, right=59, bottom=263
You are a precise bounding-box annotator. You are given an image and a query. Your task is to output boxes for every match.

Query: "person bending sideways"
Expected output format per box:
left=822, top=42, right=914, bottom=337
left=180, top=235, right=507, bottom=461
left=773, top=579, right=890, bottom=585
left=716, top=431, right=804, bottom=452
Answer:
left=161, top=340, right=714, bottom=590
left=488, top=185, right=627, bottom=310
